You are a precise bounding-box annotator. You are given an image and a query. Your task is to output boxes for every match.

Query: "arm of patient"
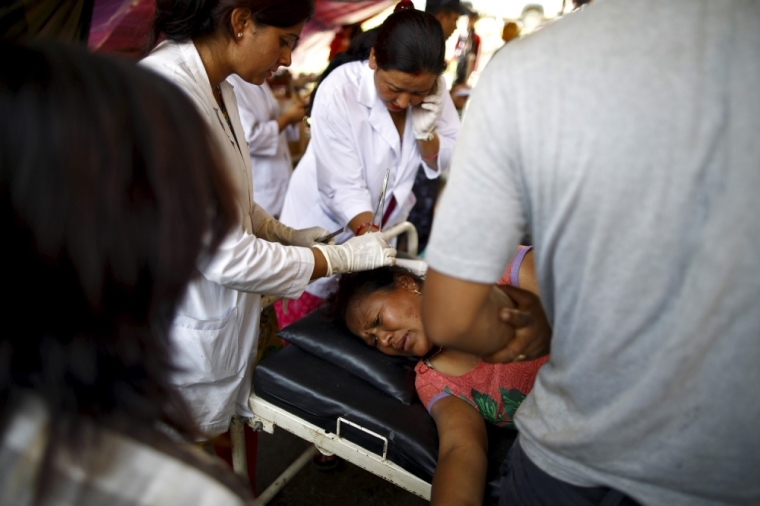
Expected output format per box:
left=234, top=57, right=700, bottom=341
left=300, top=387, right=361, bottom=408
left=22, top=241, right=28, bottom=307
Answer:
left=429, top=396, right=488, bottom=506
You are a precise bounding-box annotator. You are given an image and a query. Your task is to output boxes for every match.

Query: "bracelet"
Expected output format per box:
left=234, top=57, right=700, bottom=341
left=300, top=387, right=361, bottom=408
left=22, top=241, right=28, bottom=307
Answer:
left=421, top=151, right=439, bottom=161
left=354, top=222, right=379, bottom=235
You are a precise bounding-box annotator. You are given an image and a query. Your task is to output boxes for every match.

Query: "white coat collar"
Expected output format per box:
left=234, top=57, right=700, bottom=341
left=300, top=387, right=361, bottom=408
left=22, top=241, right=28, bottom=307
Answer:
left=169, top=40, right=245, bottom=160
left=357, top=61, right=377, bottom=109
left=168, top=40, right=219, bottom=108
left=358, top=63, right=402, bottom=160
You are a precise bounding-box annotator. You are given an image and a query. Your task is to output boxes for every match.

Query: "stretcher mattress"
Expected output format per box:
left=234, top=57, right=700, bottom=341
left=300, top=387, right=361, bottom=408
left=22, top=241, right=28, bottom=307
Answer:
left=253, top=343, right=517, bottom=504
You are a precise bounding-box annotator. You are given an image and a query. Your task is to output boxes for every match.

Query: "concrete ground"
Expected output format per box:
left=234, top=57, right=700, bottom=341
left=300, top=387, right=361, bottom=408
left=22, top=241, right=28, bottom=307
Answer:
left=256, top=426, right=427, bottom=506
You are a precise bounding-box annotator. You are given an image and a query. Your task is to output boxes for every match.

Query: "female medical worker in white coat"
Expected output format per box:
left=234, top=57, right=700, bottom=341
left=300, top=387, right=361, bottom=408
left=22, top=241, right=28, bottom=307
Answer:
left=142, top=0, right=395, bottom=439
left=278, top=3, right=459, bottom=321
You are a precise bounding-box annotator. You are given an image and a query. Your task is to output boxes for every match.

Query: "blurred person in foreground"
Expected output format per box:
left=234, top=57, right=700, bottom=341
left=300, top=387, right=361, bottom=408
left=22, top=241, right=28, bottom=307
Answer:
left=0, top=41, right=251, bottom=505
left=423, top=0, right=760, bottom=504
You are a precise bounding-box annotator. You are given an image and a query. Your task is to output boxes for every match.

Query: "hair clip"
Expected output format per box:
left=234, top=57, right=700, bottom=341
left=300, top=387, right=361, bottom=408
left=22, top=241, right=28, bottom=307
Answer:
left=394, top=0, right=415, bottom=12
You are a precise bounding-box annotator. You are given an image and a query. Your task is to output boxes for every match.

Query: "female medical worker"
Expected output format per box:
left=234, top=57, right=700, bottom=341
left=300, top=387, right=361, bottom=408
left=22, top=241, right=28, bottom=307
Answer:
left=278, top=2, right=459, bottom=323
left=142, top=0, right=395, bottom=438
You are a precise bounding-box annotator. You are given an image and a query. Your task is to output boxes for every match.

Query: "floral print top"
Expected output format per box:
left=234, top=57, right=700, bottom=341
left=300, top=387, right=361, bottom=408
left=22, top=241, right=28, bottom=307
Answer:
left=414, top=355, right=548, bottom=428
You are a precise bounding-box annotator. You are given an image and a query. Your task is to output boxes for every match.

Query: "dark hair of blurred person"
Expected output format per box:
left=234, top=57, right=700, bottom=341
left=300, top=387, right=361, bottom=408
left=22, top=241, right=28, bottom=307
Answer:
left=0, top=40, right=247, bottom=505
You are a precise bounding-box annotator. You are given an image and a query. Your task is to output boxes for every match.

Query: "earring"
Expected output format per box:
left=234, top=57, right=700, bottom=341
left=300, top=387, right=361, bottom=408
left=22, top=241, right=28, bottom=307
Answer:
left=237, top=33, right=243, bottom=38
left=412, top=288, right=421, bottom=296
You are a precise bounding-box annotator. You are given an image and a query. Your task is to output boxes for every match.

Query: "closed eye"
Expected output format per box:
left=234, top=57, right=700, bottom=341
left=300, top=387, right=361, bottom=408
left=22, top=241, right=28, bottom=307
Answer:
left=361, top=315, right=381, bottom=347
left=281, top=37, right=298, bottom=49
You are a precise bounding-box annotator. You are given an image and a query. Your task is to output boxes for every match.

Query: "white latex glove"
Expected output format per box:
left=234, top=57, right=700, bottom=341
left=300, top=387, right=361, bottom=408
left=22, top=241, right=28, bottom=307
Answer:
left=256, top=216, right=330, bottom=247
left=313, top=233, right=396, bottom=277
left=411, top=75, right=446, bottom=140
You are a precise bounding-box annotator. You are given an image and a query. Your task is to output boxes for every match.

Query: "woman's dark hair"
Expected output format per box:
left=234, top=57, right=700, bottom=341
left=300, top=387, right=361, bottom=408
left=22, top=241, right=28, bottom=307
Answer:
left=146, top=0, right=315, bottom=53
left=308, top=6, right=445, bottom=114
left=373, top=8, right=446, bottom=75
left=307, top=27, right=379, bottom=115
left=0, top=40, right=238, bottom=497
left=326, top=266, right=425, bottom=323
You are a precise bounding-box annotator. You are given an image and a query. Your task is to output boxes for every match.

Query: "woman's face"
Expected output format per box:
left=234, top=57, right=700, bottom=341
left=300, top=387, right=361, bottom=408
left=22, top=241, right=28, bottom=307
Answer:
left=234, top=22, right=305, bottom=85
left=369, top=50, right=438, bottom=112
left=345, top=277, right=433, bottom=357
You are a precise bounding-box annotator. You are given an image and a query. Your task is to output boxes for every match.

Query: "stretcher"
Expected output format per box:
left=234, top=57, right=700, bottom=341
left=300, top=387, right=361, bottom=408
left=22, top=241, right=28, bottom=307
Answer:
left=229, top=223, right=517, bottom=504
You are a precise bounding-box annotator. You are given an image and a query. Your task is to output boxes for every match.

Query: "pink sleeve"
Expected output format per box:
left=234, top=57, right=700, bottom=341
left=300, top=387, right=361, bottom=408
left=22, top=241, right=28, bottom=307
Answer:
left=497, top=245, right=533, bottom=286
left=414, top=361, right=451, bottom=413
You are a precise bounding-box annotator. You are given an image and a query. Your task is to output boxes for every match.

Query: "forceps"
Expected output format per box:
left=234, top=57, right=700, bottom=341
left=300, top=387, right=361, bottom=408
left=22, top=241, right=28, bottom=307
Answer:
left=371, top=168, right=391, bottom=232
left=316, top=228, right=344, bottom=244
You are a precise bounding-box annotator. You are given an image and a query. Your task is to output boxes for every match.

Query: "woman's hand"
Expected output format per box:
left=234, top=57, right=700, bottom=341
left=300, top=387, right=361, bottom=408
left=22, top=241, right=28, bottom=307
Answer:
left=312, top=233, right=396, bottom=277
left=276, top=100, right=306, bottom=132
left=289, top=226, right=334, bottom=246
left=255, top=216, right=331, bottom=247
left=411, top=75, right=446, bottom=141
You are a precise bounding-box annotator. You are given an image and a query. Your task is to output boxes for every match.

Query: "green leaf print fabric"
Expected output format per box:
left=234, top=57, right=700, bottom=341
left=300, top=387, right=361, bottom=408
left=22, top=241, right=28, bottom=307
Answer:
left=416, top=356, right=549, bottom=428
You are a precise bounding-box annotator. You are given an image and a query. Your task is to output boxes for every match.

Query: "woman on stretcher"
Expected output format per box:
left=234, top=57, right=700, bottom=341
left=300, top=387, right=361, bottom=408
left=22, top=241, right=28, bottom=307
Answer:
left=327, top=246, right=548, bottom=505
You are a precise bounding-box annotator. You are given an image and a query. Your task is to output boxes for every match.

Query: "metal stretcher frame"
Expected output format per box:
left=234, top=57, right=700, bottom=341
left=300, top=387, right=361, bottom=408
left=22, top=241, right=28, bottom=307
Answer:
left=229, top=223, right=426, bottom=504
left=245, top=395, right=431, bottom=504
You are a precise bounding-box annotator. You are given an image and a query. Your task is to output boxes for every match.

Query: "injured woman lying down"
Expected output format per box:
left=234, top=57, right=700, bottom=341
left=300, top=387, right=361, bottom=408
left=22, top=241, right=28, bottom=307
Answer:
left=327, top=246, right=548, bottom=505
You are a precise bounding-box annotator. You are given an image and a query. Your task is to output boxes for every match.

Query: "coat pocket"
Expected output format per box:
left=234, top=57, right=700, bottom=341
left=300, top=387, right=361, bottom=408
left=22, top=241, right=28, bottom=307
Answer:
left=170, top=307, right=243, bottom=385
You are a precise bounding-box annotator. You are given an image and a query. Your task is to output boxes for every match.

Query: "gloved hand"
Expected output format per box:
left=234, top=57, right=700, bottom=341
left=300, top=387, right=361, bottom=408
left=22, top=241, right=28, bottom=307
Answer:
left=256, top=216, right=331, bottom=247
left=290, top=226, right=335, bottom=246
left=313, top=233, right=396, bottom=277
left=411, top=75, right=446, bottom=140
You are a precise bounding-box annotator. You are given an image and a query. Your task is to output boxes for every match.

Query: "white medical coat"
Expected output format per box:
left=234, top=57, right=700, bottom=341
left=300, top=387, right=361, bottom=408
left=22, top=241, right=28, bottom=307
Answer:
left=227, top=77, right=298, bottom=217
left=279, top=61, right=459, bottom=297
left=141, top=40, right=314, bottom=438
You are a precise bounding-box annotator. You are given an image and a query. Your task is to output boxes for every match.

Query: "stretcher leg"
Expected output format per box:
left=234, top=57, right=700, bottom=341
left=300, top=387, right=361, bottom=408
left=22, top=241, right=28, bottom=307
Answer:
left=251, top=445, right=319, bottom=505
left=230, top=416, right=250, bottom=481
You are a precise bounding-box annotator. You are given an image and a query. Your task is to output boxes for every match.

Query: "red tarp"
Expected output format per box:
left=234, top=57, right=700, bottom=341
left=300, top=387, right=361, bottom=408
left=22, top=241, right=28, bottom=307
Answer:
left=89, top=0, right=394, bottom=58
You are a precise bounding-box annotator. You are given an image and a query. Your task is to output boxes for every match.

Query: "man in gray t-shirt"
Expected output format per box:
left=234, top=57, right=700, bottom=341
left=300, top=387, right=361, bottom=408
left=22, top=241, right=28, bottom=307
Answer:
left=422, top=1, right=760, bottom=504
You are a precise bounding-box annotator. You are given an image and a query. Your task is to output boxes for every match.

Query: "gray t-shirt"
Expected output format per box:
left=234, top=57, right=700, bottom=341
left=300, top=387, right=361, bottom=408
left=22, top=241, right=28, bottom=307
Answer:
left=426, top=1, right=760, bottom=504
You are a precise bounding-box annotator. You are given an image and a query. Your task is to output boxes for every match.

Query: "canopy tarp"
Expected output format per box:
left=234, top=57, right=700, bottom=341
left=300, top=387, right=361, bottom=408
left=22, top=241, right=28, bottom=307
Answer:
left=87, top=0, right=394, bottom=64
